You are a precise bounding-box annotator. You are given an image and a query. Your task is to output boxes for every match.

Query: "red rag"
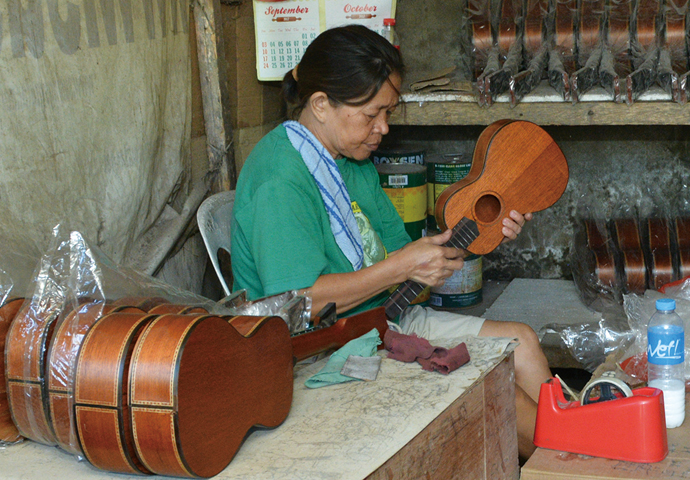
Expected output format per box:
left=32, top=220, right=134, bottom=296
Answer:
left=384, top=329, right=435, bottom=362
left=417, top=343, right=471, bottom=374
left=384, top=329, right=471, bottom=374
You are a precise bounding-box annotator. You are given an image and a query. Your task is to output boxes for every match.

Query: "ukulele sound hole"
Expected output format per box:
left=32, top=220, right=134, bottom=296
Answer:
left=474, top=194, right=502, bottom=224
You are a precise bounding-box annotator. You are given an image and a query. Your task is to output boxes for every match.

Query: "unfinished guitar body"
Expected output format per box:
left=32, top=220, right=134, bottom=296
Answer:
left=436, top=120, right=569, bottom=255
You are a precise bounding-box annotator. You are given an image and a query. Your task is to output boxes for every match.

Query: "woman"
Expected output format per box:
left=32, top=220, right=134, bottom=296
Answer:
left=231, top=25, right=550, bottom=460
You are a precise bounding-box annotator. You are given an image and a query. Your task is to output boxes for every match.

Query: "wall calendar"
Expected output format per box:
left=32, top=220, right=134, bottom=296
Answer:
left=253, top=0, right=396, bottom=81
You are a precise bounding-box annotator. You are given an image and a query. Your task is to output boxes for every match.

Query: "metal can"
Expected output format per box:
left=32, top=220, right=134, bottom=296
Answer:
left=429, top=254, right=483, bottom=309
left=426, top=153, right=472, bottom=231
left=377, top=163, right=428, bottom=241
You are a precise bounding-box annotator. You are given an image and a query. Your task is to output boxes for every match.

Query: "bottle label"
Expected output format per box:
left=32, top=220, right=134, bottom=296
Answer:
left=648, top=325, right=684, bottom=365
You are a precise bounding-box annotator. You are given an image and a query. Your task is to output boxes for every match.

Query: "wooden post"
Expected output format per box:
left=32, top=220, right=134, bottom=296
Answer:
left=193, top=0, right=236, bottom=192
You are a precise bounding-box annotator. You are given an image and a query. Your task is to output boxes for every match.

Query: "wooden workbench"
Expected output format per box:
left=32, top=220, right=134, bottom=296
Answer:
left=521, top=396, right=690, bottom=479
left=0, top=336, right=518, bottom=480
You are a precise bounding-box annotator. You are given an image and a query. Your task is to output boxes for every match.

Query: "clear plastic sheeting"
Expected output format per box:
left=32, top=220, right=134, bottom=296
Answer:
left=217, top=289, right=314, bottom=334
left=540, top=305, right=635, bottom=372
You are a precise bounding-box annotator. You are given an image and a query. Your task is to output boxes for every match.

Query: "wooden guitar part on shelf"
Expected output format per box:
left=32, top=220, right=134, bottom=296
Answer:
left=0, top=297, right=25, bottom=443
left=436, top=120, right=569, bottom=254
left=645, top=218, right=675, bottom=290
left=129, top=314, right=293, bottom=478
left=46, top=302, right=144, bottom=455
left=583, top=219, right=617, bottom=289
left=612, top=218, right=647, bottom=293
left=675, top=217, right=690, bottom=278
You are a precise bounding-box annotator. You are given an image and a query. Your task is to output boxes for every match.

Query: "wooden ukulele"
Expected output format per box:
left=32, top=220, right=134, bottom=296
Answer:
left=383, top=120, right=569, bottom=321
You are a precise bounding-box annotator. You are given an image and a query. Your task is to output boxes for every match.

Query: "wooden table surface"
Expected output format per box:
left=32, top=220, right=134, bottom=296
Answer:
left=0, top=336, right=518, bottom=480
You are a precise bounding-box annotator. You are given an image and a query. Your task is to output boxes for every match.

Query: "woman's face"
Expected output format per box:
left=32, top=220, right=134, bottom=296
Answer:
left=319, top=73, right=401, bottom=161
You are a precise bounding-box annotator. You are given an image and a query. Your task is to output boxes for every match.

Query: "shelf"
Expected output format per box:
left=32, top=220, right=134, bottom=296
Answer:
left=390, top=85, right=690, bottom=126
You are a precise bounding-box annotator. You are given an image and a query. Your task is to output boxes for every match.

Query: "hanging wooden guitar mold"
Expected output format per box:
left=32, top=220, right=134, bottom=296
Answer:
left=384, top=119, right=569, bottom=320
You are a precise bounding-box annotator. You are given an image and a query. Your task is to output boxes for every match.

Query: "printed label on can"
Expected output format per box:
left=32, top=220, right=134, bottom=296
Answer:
left=372, top=150, right=425, bottom=165
left=429, top=255, right=483, bottom=308
left=648, top=324, right=684, bottom=365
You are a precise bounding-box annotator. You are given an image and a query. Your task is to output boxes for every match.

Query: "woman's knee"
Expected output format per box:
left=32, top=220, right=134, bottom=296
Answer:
left=481, top=320, right=540, bottom=348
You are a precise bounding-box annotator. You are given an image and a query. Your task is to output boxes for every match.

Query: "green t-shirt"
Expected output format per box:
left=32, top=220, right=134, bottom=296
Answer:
left=231, top=124, right=411, bottom=317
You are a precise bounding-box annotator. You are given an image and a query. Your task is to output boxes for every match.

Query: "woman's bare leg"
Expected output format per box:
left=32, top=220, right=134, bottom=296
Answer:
left=478, top=319, right=551, bottom=461
left=479, top=319, right=552, bottom=401
left=516, top=385, right=538, bottom=460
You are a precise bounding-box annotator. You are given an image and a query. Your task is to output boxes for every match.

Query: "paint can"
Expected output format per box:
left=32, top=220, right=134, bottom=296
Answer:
left=426, top=153, right=472, bottom=232
left=371, top=149, right=425, bottom=166
left=377, top=163, right=428, bottom=241
left=429, top=253, right=483, bottom=309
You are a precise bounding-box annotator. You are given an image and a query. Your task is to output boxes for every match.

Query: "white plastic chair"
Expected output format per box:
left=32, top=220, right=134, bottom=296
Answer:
left=197, top=190, right=235, bottom=296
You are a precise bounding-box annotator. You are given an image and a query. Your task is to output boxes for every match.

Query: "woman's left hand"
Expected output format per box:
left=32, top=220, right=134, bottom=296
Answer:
left=501, top=210, right=533, bottom=244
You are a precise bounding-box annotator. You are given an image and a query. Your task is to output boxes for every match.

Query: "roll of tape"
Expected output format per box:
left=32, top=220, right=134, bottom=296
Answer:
left=581, top=372, right=634, bottom=405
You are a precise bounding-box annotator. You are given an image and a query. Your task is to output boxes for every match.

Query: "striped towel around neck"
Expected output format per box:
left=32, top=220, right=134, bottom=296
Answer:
left=284, top=120, right=364, bottom=271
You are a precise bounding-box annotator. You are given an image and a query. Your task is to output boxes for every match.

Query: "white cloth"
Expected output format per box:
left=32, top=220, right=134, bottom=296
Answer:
left=283, top=121, right=364, bottom=270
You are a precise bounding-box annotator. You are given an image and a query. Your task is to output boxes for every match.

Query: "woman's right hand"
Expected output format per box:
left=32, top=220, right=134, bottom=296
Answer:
left=389, top=229, right=466, bottom=287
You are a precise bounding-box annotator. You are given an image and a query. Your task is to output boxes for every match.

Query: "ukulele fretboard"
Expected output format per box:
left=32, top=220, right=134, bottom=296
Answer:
left=383, top=218, right=479, bottom=320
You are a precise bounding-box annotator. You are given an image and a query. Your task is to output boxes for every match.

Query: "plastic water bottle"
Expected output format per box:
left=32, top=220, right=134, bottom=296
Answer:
left=382, top=18, right=400, bottom=50
left=647, top=298, right=685, bottom=428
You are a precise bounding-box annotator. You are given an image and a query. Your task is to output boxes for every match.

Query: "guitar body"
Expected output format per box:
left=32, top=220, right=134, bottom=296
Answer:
left=645, top=218, right=675, bottom=290
left=612, top=218, right=647, bottom=294
left=0, top=297, right=25, bottom=443
left=5, top=301, right=62, bottom=445
left=74, top=311, right=156, bottom=475
left=291, top=307, right=389, bottom=362
left=583, top=220, right=617, bottom=288
left=436, top=120, right=569, bottom=255
left=129, top=314, right=293, bottom=478
left=47, top=302, right=144, bottom=455
left=147, top=304, right=208, bottom=315
left=675, top=217, right=690, bottom=278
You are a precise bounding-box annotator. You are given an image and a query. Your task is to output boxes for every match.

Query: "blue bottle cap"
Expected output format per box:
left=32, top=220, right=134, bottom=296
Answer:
left=656, top=298, right=676, bottom=311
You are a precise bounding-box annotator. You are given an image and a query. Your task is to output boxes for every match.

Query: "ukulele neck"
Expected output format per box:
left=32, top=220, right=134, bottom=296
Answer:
left=383, top=218, right=479, bottom=320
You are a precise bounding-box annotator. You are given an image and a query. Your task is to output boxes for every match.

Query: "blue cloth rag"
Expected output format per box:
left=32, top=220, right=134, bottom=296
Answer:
left=305, top=328, right=382, bottom=388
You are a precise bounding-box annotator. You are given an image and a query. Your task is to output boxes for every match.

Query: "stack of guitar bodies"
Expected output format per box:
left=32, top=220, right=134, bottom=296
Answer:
left=573, top=217, right=690, bottom=308
left=464, top=0, right=690, bottom=106
left=1, top=295, right=294, bottom=477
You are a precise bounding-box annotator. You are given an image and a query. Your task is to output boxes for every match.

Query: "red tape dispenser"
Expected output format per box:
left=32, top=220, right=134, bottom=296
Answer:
left=534, top=373, right=668, bottom=463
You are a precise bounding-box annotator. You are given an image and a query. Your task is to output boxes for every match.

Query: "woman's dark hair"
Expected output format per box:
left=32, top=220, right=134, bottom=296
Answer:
left=282, top=24, right=405, bottom=120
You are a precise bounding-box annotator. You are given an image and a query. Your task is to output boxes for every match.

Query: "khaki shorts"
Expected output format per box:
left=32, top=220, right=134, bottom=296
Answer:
left=397, top=305, right=485, bottom=342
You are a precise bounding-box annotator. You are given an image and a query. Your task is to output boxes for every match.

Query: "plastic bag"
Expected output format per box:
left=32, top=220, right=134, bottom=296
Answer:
left=540, top=305, right=634, bottom=372
left=3, top=225, right=216, bottom=457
